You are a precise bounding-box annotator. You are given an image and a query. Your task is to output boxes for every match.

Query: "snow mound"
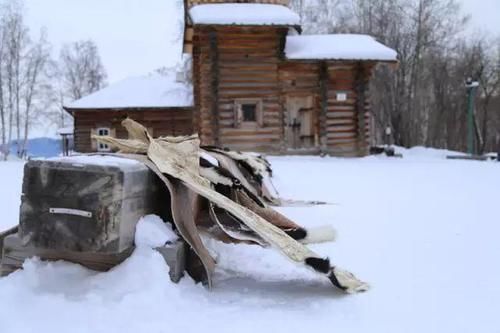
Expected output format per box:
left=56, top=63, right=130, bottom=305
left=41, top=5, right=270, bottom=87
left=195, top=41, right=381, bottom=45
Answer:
left=134, top=215, right=178, bottom=248
left=391, top=146, right=468, bottom=161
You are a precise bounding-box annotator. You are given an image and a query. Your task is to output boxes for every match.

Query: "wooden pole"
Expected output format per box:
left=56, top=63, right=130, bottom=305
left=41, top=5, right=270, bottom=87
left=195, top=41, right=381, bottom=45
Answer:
left=278, top=29, right=287, bottom=154
left=355, top=62, right=367, bottom=156
left=319, top=61, right=328, bottom=155
left=209, top=29, right=220, bottom=146
left=497, top=133, right=500, bottom=162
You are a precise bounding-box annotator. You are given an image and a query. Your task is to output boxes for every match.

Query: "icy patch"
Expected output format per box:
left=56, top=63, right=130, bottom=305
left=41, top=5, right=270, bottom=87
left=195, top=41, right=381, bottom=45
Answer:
left=134, top=215, right=178, bottom=248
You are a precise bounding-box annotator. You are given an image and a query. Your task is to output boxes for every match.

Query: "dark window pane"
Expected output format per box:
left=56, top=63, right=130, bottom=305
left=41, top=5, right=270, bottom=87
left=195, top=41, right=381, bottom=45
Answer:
left=242, top=104, right=257, bottom=122
left=98, top=128, right=109, bottom=136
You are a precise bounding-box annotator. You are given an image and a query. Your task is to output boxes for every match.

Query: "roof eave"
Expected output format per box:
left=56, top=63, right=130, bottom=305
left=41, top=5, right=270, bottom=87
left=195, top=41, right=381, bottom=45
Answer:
left=62, top=105, right=74, bottom=117
left=64, top=105, right=194, bottom=112
left=285, top=57, right=399, bottom=64
left=191, top=23, right=301, bottom=30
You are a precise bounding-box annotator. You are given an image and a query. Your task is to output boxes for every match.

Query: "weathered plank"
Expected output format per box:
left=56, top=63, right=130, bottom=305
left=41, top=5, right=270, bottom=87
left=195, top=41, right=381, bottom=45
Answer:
left=1, top=234, right=134, bottom=277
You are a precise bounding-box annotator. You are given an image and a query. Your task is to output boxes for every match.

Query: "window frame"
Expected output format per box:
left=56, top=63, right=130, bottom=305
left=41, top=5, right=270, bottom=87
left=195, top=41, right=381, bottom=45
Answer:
left=234, top=99, right=264, bottom=129
left=96, top=127, right=111, bottom=152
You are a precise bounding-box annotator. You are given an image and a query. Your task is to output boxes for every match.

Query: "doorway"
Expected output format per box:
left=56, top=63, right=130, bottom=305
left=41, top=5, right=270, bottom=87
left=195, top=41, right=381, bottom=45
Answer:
left=285, top=95, right=317, bottom=151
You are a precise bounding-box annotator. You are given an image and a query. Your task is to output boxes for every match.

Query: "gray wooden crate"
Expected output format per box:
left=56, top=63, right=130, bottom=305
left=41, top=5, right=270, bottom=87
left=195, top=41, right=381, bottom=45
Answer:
left=0, top=156, right=190, bottom=282
left=1, top=233, right=134, bottom=276
left=18, top=156, right=170, bottom=254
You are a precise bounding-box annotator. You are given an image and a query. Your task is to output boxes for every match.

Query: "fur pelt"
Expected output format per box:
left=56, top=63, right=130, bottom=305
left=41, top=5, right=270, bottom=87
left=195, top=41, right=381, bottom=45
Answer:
left=93, top=118, right=369, bottom=294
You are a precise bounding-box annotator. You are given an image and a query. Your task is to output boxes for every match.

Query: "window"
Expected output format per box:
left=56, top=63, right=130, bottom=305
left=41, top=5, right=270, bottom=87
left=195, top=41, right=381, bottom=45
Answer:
left=97, top=128, right=109, bottom=136
left=335, top=91, right=348, bottom=102
left=242, top=104, right=257, bottom=122
left=96, top=127, right=111, bottom=152
left=234, top=99, right=263, bottom=128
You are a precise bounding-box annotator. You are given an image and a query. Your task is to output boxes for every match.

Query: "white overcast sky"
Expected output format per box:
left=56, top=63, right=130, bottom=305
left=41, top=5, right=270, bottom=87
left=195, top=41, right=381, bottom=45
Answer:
left=23, top=0, right=500, bottom=84
left=24, top=0, right=185, bottom=84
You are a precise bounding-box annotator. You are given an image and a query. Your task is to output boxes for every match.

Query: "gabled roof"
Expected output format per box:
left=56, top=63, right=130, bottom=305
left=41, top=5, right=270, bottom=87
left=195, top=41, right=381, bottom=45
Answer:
left=189, top=3, right=300, bottom=26
left=64, top=74, right=194, bottom=110
left=285, top=34, right=398, bottom=62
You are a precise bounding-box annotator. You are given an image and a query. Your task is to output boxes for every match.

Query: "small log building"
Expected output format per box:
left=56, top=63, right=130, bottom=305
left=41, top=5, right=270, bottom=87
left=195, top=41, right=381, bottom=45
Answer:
left=64, top=74, right=194, bottom=153
left=67, top=0, right=397, bottom=156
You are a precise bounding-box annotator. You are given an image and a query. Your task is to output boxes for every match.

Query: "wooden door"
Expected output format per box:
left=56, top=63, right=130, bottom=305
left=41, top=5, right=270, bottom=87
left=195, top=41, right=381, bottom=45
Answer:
left=285, top=95, right=316, bottom=150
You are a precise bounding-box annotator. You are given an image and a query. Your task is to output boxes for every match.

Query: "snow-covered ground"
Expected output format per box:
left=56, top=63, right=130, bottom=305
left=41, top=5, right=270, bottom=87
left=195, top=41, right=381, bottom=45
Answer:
left=1, top=148, right=499, bottom=333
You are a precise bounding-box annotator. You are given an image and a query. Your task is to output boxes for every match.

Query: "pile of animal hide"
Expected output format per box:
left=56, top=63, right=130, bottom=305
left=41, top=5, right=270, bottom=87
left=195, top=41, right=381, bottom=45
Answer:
left=94, top=118, right=368, bottom=294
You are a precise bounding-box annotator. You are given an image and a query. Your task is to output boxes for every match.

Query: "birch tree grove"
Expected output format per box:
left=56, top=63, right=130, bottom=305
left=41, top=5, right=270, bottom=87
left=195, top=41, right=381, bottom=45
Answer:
left=0, top=0, right=107, bottom=159
left=292, top=0, right=500, bottom=153
left=59, top=40, right=107, bottom=102
left=56, top=40, right=107, bottom=128
left=0, top=1, right=52, bottom=159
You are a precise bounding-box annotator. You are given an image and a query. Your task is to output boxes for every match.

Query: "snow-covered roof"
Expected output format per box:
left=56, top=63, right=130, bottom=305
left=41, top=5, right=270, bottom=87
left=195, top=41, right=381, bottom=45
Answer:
left=189, top=4, right=300, bottom=26
left=57, top=126, right=74, bottom=135
left=285, top=34, right=398, bottom=62
left=65, top=74, right=193, bottom=110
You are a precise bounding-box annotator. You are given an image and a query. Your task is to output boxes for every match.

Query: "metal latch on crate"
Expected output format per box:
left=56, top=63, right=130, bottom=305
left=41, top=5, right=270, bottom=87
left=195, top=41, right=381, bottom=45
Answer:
left=49, top=208, right=92, bottom=218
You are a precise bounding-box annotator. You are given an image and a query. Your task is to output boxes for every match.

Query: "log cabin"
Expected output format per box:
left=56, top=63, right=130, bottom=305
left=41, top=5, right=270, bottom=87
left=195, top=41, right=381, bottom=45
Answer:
left=64, top=74, right=194, bottom=153
left=66, top=0, right=398, bottom=156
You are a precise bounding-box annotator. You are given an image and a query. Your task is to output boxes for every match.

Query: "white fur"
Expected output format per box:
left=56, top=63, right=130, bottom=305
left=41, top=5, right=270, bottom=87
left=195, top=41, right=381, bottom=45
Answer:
left=301, top=225, right=337, bottom=244
left=200, top=167, right=233, bottom=186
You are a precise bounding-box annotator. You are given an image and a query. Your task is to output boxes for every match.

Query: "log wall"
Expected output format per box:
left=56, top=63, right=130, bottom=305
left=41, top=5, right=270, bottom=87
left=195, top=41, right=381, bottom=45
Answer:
left=183, top=0, right=291, bottom=54
left=279, top=62, right=321, bottom=153
left=324, top=62, right=373, bottom=156
left=278, top=61, right=374, bottom=156
left=193, top=26, right=287, bottom=152
left=71, top=108, right=194, bottom=153
left=193, top=25, right=375, bottom=156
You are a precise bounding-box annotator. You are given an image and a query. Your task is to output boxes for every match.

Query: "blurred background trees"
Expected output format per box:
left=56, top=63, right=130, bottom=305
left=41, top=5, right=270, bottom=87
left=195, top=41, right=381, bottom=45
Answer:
left=1, top=0, right=499, bottom=159
left=0, top=0, right=106, bottom=159
left=291, top=0, right=500, bottom=154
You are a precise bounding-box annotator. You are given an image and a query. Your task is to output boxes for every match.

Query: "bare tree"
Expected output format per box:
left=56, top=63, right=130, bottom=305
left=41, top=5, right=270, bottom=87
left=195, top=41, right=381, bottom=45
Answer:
left=59, top=40, right=107, bottom=102
left=0, top=12, right=6, bottom=159
left=18, top=29, right=52, bottom=157
left=290, top=0, right=500, bottom=153
left=0, top=0, right=55, bottom=159
left=0, top=0, right=29, bottom=158
left=475, top=39, right=500, bottom=153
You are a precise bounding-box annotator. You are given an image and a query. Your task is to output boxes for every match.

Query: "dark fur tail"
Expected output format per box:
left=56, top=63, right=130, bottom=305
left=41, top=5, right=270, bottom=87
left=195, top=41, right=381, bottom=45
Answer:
left=304, top=257, right=349, bottom=291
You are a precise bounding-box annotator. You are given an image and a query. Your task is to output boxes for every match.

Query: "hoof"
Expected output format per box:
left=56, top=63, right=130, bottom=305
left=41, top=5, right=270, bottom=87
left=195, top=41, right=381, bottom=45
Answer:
left=329, top=267, right=370, bottom=293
